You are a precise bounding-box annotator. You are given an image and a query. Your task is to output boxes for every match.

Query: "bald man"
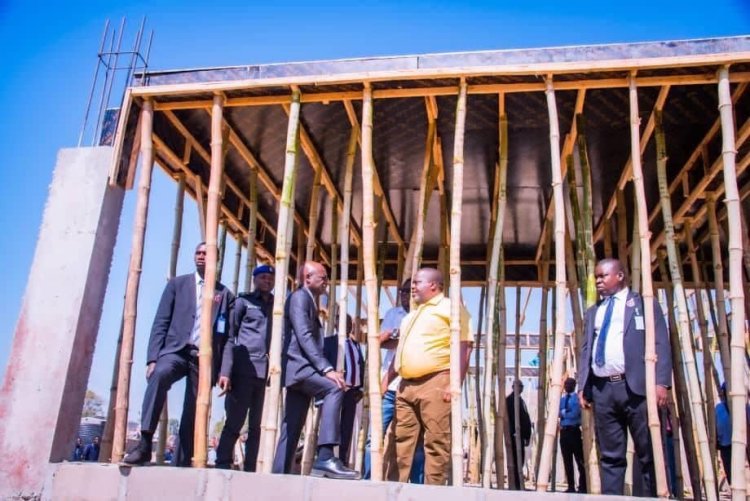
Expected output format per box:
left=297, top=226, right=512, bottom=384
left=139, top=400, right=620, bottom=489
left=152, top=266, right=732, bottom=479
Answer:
left=272, top=262, right=358, bottom=479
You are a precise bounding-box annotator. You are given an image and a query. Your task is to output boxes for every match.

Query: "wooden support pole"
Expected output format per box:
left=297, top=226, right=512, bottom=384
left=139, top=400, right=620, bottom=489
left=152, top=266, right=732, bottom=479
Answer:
left=449, top=78, right=468, bottom=486
left=259, top=89, right=302, bottom=473
left=112, top=99, right=155, bottom=463
left=494, top=248, right=508, bottom=489
left=192, top=93, right=226, bottom=468
left=706, top=192, right=732, bottom=386
left=245, top=169, right=258, bottom=291
left=513, top=286, right=523, bottom=487
left=327, top=200, right=339, bottom=339
left=217, top=221, right=227, bottom=281
left=408, top=114, right=437, bottom=285
left=337, top=126, right=357, bottom=384
left=616, top=189, right=629, bottom=270
left=482, top=97, right=508, bottom=487
left=306, top=169, right=323, bottom=262
left=536, top=76, right=568, bottom=492
left=577, top=113, right=597, bottom=297
left=628, top=75, right=669, bottom=498
left=361, top=83, right=384, bottom=481
left=684, top=218, right=719, bottom=478
left=157, top=171, right=187, bottom=463
left=231, top=208, right=243, bottom=295
left=717, top=66, right=748, bottom=501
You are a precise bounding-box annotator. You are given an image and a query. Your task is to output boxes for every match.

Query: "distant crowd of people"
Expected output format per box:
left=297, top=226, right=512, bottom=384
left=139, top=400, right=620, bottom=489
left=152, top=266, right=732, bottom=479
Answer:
left=76, top=242, right=746, bottom=496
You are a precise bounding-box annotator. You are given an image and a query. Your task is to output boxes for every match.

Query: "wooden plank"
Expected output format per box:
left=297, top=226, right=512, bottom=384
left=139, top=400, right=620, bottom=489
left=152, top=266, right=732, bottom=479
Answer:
left=151, top=72, right=750, bottom=111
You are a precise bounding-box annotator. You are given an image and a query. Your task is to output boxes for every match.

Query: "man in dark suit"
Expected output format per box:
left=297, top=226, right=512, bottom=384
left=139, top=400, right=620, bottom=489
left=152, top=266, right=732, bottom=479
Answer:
left=506, top=379, right=532, bottom=490
left=272, top=261, right=358, bottom=479
left=323, top=314, right=365, bottom=466
left=578, top=258, right=672, bottom=496
left=215, top=264, right=275, bottom=471
left=123, top=242, right=233, bottom=466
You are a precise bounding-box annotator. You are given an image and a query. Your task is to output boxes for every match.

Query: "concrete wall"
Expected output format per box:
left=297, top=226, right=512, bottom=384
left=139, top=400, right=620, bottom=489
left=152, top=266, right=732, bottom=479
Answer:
left=0, top=147, right=124, bottom=498
left=47, top=463, right=628, bottom=501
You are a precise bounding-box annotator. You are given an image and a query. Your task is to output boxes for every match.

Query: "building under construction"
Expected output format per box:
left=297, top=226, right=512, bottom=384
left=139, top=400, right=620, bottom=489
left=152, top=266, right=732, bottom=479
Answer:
left=1, top=32, right=750, bottom=500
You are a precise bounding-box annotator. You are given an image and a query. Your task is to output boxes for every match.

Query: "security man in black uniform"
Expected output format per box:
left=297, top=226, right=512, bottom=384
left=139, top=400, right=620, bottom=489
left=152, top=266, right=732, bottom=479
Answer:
left=215, top=264, right=275, bottom=471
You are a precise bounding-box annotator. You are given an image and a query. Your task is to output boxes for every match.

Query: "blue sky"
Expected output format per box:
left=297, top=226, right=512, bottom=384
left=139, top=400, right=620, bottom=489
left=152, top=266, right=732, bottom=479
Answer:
left=0, top=0, right=747, bottom=426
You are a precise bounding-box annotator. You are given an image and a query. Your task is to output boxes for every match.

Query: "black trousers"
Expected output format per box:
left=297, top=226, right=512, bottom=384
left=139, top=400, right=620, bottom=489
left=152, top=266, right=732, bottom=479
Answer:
left=560, top=426, right=587, bottom=492
left=592, top=377, right=655, bottom=496
left=339, top=388, right=362, bottom=465
left=719, top=444, right=732, bottom=485
left=215, top=376, right=266, bottom=471
left=140, top=349, right=198, bottom=467
left=508, top=435, right=525, bottom=490
left=272, top=373, right=344, bottom=473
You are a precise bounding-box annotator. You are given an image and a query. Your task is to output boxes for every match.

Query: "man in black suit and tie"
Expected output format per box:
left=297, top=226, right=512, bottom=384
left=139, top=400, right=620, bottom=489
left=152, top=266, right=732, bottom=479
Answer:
left=578, top=258, right=672, bottom=496
left=272, top=261, right=358, bottom=479
left=323, top=314, right=365, bottom=466
left=123, top=242, right=233, bottom=466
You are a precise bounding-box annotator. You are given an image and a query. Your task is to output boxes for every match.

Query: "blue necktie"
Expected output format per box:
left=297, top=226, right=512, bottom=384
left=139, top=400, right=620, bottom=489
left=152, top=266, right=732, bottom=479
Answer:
left=594, top=296, right=615, bottom=367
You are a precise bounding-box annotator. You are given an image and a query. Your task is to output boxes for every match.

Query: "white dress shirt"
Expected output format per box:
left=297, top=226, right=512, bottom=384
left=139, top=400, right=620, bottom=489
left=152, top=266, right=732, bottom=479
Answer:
left=591, top=287, right=629, bottom=377
left=190, top=272, right=204, bottom=346
left=380, top=305, right=407, bottom=392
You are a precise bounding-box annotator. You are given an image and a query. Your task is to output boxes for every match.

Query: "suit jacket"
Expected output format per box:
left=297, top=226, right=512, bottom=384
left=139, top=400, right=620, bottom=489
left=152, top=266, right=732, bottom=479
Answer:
left=578, top=290, right=672, bottom=399
left=281, top=287, right=330, bottom=387
left=220, top=290, right=273, bottom=380
left=506, top=394, right=532, bottom=444
left=146, top=273, right=233, bottom=382
left=323, top=336, right=365, bottom=390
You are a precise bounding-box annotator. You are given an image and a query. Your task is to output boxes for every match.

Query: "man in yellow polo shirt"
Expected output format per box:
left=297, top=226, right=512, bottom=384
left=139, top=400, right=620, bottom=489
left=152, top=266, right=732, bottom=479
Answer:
left=393, top=267, right=472, bottom=485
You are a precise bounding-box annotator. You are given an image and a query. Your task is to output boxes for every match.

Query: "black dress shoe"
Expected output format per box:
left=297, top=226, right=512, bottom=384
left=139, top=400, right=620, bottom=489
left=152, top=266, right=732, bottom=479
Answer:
left=310, top=457, right=359, bottom=480
left=122, top=442, right=153, bottom=466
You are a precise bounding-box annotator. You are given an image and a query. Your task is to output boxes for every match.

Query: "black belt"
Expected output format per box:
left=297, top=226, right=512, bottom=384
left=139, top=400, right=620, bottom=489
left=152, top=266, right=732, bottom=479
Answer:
left=595, top=373, right=625, bottom=382
left=560, top=425, right=580, bottom=430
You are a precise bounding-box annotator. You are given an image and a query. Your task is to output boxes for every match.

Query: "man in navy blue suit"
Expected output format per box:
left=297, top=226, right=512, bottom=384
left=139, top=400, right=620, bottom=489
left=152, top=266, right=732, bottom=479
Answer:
left=323, top=314, right=365, bottom=466
left=123, top=242, right=233, bottom=466
left=578, top=258, right=672, bottom=496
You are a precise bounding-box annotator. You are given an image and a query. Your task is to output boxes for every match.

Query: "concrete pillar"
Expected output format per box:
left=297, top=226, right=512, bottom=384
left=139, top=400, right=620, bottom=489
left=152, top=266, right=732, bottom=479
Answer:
left=0, top=147, right=124, bottom=498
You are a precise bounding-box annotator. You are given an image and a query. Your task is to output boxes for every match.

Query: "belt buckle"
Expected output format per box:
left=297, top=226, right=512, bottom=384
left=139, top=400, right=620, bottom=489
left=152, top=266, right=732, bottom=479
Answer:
left=610, top=374, right=623, bottom=382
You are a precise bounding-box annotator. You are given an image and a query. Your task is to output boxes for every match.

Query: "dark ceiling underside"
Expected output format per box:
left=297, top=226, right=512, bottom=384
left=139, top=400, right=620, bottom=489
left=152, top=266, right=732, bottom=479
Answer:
left=120, top=37, right=750, bottom=285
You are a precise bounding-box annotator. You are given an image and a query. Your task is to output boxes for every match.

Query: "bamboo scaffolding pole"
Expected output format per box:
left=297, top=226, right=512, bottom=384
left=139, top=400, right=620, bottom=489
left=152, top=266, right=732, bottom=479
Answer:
left=631, top=195, right=641, bottom=294
left=301, top=407, right=320, bottom=475
left=513, top=287, right=523, bottom=488
left=482, top=101, right=508, bottom=488
left=617, top=189, right=629, bottom=268
left=231, top=234, right=242, bottom=296
left=707, top=193, right=732, bottom=386
left=657, top=251, right=702, bottom=499
left=536, top=76, right=568, bottom=492
left=157, top=171, right=187, bottom=463
left=259, top=89, right=302, bottom=473
left=718, top=66, right=748, bottom=501
left=683, top=218, right=719, bottom=479
left=100, top=319, right=123, bottom=462
left=361, top=83, right=385, bottom=481
left=566, top=156, right=588, bottom=290
left=337, top=126, right=357, bottom=387
left=577, top=114, right=597, bottom=307
left=244, top=169, right=258, bottom=292
left=627, top=75, right=669, bottom=498
left=449, top=79, right=469, bottom=486
left=474, top=285, right=486, bottom=483
left=467, top=377, right=480, bottom=484
left=534, top=230, right=551, bottom=481
left=192, top=94, right=226, bottom=467
left=495, top=249, right=508, bottom=489
left=409, top=115, right=437, bottom=284
left=217, top=222, right=227, bottom=281
left=306, top=169, right=323, bottom=262
left=327, top=200, right=339, bottom=339
left=112, top=99, right=155, bottom=463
